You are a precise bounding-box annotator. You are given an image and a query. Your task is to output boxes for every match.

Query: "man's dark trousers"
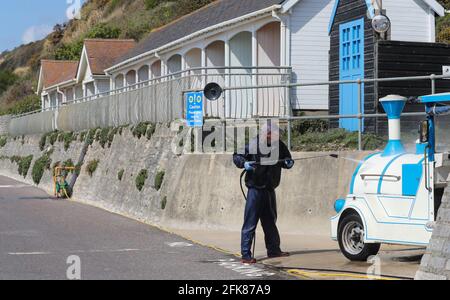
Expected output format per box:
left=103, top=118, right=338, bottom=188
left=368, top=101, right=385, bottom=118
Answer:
left=241, top=187, right=281, bottom=260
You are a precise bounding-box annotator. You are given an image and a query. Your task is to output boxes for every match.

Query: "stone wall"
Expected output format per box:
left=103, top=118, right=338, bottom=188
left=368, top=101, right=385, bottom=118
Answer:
left=416, top=188, right=450, bottom=280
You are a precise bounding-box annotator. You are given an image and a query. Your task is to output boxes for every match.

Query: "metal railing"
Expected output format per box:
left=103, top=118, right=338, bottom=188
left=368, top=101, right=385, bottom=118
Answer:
left=288, top=73, right=449, bottom=151
left=44, top=66, right=291, bottom=108
left=8, top=68, right=450, bottom=149
left=182, top=73, right=450, bottom=151
left=10, top=67, right=290, bottom=134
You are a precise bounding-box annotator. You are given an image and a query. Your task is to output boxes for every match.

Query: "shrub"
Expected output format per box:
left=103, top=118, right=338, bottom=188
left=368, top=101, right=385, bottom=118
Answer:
left=362, top=133, right=386, bottom=151
left=2, top=94, right=41, bottom=116
left=145, top=0, right=161, bottom=10
left=79, top=131, right=87, bottom=142
left=132, top=122, right=150, bottom=139
left=61, top=132, right=75, bottom=151
left=0, top=136, right=7, bottom=148
left=86, top=160, right=99, bottom=177
left=118, top=125, right=129, bottom=136
left=18, top=155, right=33, bottom=178
left=96, top=127, right=110, bottom=148
left=136, top=169, right=148, bottom=192
left=54, top=23, right=121, bottom=61
left=105, top=0, right=123, bottom=13
left=32, top=154, right=52, bottom=185
left=86, top=23, right=121, bottom=39
left=290, top=128, right=386, bottom=152
left=86, top=128, right=98, bottom=146
left=108, top=127, right=119, bottom=147
left=118, top=169, right=125, bottom=181
left=0, top=70, right=18, bottom=95
left=154, top=170, right=165, bottom=191
left=437, top=13, right=450, bottom=43
left=39, top=133, right=48, bottom=151
left=146, top=124, right=156, bottom=140
left=291, top=118, right=329, bottom=135
left=48, top=131, right=59, bottom=146
left=121, top=22, right=150, bottom=41
left=161, top=196, right=167, bottom=210
left=54, top=40, right=84, bottom=61
left=10, top=155, right=21, bottom=164
left=0, top=78, right=37, bottom=116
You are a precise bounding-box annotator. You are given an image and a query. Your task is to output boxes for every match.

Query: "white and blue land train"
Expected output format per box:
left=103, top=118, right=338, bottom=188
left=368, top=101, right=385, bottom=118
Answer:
left=331, top=93, right=450, bottom=261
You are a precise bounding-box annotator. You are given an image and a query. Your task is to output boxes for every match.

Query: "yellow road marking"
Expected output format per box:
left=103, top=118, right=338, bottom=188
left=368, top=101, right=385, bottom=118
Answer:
left=287, top=269, right=400, bottom=280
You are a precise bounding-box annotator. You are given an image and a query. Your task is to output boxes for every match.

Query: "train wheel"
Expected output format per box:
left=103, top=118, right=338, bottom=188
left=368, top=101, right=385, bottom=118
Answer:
left=338, top=213, right=381, bottom=261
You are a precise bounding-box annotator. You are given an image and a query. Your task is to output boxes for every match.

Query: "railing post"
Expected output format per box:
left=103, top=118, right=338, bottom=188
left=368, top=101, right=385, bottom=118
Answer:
left=54, top=107, right=59, bottom=132
left=287, top=117, right=292, bottom=151
left=431, top=74, right=436, bottom=95
left=287, top=69, right=292, bottom=151
left=357, top=78, right=362, bottom=151
left=222, top=91, right=227, bottom=153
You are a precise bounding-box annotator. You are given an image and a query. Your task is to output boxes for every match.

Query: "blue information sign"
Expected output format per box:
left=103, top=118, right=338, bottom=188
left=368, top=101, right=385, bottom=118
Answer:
left=186, top=92, right=204, bottom=127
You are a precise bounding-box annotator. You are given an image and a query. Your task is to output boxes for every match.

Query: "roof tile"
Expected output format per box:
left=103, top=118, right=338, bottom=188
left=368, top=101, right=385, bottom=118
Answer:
left=115, top=0, right=284, bottom=66
left=41, top=60, right=78, bottom=89
left=84, top=39, right=136, bottom=75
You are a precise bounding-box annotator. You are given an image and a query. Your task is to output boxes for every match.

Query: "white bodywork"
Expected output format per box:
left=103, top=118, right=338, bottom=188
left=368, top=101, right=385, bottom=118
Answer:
left=331, top=152, right=450, bottom=246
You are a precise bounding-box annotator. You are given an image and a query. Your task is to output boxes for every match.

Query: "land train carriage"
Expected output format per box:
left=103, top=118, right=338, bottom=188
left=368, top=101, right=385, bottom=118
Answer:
left=331, top=94, right=450, bottom=261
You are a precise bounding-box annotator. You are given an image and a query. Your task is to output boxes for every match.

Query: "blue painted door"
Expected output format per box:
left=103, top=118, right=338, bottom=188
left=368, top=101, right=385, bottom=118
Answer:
left=339, top=18, right=364, bottom=131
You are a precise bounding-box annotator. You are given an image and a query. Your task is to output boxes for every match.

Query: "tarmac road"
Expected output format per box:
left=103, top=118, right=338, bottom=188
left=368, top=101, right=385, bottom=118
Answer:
left=0, top=175, right=291, bottom=280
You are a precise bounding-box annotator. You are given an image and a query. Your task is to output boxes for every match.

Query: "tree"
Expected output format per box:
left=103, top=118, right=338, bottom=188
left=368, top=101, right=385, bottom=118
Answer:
left=0, top=70, right=18, bottom=96
left=436, top=1, right=450, bottom=43
left=86, top=23, right=121, bottom=39
left=438, top=0, right=450, bottom=10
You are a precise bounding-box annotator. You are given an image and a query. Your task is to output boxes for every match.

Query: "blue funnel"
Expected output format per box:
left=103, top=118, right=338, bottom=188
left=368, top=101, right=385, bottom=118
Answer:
left=380, top=95, right=407, bottom=157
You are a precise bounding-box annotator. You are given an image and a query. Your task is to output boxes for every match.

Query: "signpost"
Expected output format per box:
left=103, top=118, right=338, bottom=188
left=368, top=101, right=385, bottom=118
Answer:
left=186, top=92, right=204, bottom=128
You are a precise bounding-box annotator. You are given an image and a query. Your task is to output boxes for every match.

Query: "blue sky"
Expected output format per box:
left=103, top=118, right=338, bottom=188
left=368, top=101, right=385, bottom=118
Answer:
left=0, top=0, right=85, bottom=52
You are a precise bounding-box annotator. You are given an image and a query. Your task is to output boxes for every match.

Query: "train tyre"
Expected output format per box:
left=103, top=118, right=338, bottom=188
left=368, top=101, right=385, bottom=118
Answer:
left=338, top=213, right=381, bottom=261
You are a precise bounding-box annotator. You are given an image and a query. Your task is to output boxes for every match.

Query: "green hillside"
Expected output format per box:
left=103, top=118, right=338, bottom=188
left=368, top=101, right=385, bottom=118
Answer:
left=0, top=0, right=214, bottom=116
left=0, top=0, right=449, bottom=116
left=437, top=1, right=450, bottom=43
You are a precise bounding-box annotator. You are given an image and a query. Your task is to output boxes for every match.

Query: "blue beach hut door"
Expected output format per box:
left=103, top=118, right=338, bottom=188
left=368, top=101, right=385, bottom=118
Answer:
left=339, top=18, right=364, bottom=131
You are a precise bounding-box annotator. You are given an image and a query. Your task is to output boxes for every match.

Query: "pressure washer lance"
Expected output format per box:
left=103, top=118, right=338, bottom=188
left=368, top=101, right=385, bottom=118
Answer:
left=239, top=154, right=339, bottom=262
left=247, top=154, right=340, bottom=167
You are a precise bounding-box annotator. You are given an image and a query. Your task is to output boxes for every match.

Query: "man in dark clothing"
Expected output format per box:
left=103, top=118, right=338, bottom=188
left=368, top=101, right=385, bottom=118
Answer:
left=233, top=123, right=294, bottom=264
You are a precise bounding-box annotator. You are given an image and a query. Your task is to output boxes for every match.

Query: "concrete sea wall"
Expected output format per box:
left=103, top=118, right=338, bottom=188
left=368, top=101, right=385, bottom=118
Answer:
left=0, top=125, right=368, bottom=235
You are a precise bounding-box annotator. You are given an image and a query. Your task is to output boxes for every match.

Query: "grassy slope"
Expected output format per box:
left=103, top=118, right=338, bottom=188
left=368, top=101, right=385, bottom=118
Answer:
left=0, top=0, right=214, bottom=115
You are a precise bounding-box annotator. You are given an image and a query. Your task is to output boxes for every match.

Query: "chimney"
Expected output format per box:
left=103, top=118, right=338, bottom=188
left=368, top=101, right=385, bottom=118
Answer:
left=380, top=95, right=407, bottom=157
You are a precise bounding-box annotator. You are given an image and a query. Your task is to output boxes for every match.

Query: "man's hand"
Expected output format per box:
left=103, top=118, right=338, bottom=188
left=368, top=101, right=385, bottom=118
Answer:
left=284, top=159, right=295, bottom=169
left=244, top=161, right=256, bottom=172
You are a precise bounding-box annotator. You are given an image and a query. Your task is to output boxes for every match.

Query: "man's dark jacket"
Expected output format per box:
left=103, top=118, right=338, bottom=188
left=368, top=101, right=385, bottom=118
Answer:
left=233, top=138, right=292, bottom=190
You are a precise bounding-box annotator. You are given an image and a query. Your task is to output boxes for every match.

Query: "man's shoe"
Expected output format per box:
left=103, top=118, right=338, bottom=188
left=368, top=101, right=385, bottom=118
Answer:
left=268, top=252, right=290, bottom=258
left=241, top=258, right=257, bottom=264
